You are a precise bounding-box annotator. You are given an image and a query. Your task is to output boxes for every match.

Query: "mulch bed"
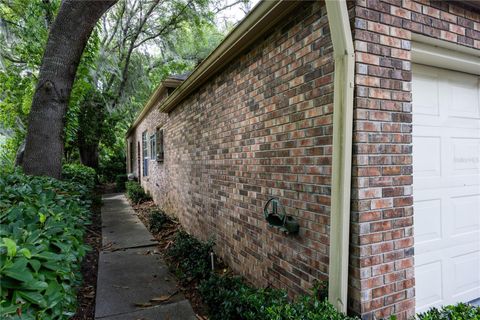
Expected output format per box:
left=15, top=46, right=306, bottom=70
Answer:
left=131, top=200, right=210, bottom=319
left=71, top=192, right=103, bottom=320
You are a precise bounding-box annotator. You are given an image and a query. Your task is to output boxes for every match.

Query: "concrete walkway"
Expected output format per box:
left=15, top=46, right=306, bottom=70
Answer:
left=95, top=193, right=196, bottom=320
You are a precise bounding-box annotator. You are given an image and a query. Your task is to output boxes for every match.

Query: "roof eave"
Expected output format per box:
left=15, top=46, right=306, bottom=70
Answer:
left=125, top=78, right=183, bottom=136
left=157, top=0, right=300, bottom=114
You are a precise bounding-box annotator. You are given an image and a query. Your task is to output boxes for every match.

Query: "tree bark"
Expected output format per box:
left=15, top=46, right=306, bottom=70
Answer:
left=79, top=143, right=99, bottom=169
left=22, top=0, right=117, bottom=179
left=77, top=97, right=105, bottom=170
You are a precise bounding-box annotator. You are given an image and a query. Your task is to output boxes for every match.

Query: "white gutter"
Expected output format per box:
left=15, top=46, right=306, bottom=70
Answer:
left=325, top=0, right=355, bottom=313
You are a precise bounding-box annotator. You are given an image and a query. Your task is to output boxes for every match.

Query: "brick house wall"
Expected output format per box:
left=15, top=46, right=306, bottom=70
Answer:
left=128, top=1, right=335, bottom=296
left=349, top=0, right=479, bottom=319
left=127, top=0, right=480, bottom=319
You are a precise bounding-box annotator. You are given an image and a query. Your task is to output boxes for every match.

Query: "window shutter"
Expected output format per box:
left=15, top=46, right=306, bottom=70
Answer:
left=156, top=128, right=164, bottom=162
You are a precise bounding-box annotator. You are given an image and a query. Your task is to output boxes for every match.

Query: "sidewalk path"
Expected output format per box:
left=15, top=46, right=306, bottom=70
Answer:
left=95, top=193, right=196, bottom=320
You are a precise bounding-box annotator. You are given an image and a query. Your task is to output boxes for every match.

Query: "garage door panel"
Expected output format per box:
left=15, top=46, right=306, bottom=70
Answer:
left=451, top=194, right=480, bottom=237
left=412, top=136, right=442, bottom=177
left=415, top=259, right=444, bottom=309
left=414, top=198, right=442, bottom=245
left=452, top=138, right=480, bottom=174
left=446, top=73, right=480, bottom=119
left=413, top=69, right=441, bottom=116
left=415, top=188, right=479, bottom=250
left=452, top=250, right=480, bottom=297
left=413, top=63, right=480, bottom=312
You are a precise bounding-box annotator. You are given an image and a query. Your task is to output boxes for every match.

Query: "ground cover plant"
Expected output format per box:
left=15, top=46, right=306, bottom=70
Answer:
left=0, top=170, right=93, bottom=319
left=148, top=209, right=171, bottom=233
left=114, top=174, right=128, bottom=192
left=62, top=163, right=97, bottom=191
left=125, top=181, right=151, bottom=204
left=164, top=231, right=358, bottom=320
left=415, top=303, right=480, bottom=320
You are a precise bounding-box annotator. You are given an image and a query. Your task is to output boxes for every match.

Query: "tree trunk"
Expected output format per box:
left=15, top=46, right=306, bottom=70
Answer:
left=79, top=142, right=99, bottom=169
left=22, top=0, right=117, bottom=179
left=77, top=94, right=105, bottom=170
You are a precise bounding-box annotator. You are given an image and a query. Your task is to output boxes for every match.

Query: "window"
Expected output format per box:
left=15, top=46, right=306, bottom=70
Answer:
left=142, top=131, right=148, bottom=176
left=156, top=128, right=164, bottom=162
left=150, top=133, right=156, bottom=160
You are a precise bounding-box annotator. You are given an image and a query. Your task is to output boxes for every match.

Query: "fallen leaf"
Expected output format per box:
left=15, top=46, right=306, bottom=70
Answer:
left=150, top=295, right=171, bottom=302
left=134, top=302, right=153, bottom=308
left=112, top=285, right=129, bottom=289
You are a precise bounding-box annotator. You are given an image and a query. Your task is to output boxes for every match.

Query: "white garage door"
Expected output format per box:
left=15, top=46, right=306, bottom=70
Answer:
left=413, top=63, right=480, bottom=313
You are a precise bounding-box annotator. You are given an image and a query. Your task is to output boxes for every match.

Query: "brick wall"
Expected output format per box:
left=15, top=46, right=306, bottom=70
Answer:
left=349, top=0, right=479, bottom=319
left=127, top=0, right=479, bottom=318
left=128, top=1, right=336, bottom=296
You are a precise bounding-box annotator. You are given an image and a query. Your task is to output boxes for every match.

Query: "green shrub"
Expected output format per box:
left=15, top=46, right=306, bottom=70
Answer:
left=259, top=292, right=359, bottom=320
left=416, top=303, right=480, bottom=320
left=149, top=209, right=170, bottom=233
left=62, top=163, right=96, bottom=191
left=198, top=275, right=349, bottom=320
left=199, top=274, right=288, bottom=320
left=198, top=274, right=251, bottom=319
left=165, top=231, right=355, bottom=320
left=125, top=181, right=151, bottom=204
left=98, top=153, right=126, bottom=183
left=0, top=170, right=91, bottom=319
left=165, top=231, right=213, bottom=283
left=114, top=174, right=127, bottom=192
left=165, top=231, right=357, bottom=320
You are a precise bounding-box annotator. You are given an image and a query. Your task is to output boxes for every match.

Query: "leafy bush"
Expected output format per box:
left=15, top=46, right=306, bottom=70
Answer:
left=114, top=174, right=127, bottom=192
left=166, top=231, right=355, bottom=320
left=199, top=275, right=251, bottom=319
left=258, top=292, right=359, bottom=320
left=98, top=152, right=126, bottom=183
left=148, top=209, right=170, bottom=233
left=416, top=303, right=480, bottom=320
left=0, top=170, right=91, bottom=319
left=198, top=275, right=349, bottom=320
left=165, top=231, right=213, bottom=283
left=125, top=181, right=151, bottom=204
left=199, top=274, right=288, bottom=320
left=62, top=163, right=96, bottom=191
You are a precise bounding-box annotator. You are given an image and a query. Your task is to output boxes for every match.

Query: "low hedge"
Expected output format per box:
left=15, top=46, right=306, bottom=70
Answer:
left=62, top=163, right=96, bottom=191
left=0, top=170, right=92, bottom=319
left=416, top=303, right=480, bottom=320
left=125, top=181, right=151, bottom=204
left=166, top=231, right=214, bottom=283
left=148, top=209, right=170, bottom=233
left=166, top=231, right=357, bottom=320
left=114, top=174, right=128, bottom=192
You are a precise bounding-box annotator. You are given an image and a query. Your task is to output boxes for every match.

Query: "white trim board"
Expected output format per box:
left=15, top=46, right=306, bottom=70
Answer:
left=412, top=35, right=480, bottom=75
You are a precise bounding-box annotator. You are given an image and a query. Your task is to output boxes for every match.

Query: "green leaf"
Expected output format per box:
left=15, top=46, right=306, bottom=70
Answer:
left=0, top=304, right=18, bottom=316
left=19, top=248, right=31, bottom=259
left=28, top=259, right=41, bottom=273
left=34, top=251, right=62, bottom=261
left=3, top=258, right=33, bottom=282
left=3, top=267, right=34, bottom=283
left=23, top=279, right=48, bottom=291
left=45, top=281, right=63, bottom=308
left=2, top=237, right=17, bottom=258
left=17, top=290, right=47, bottom=308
